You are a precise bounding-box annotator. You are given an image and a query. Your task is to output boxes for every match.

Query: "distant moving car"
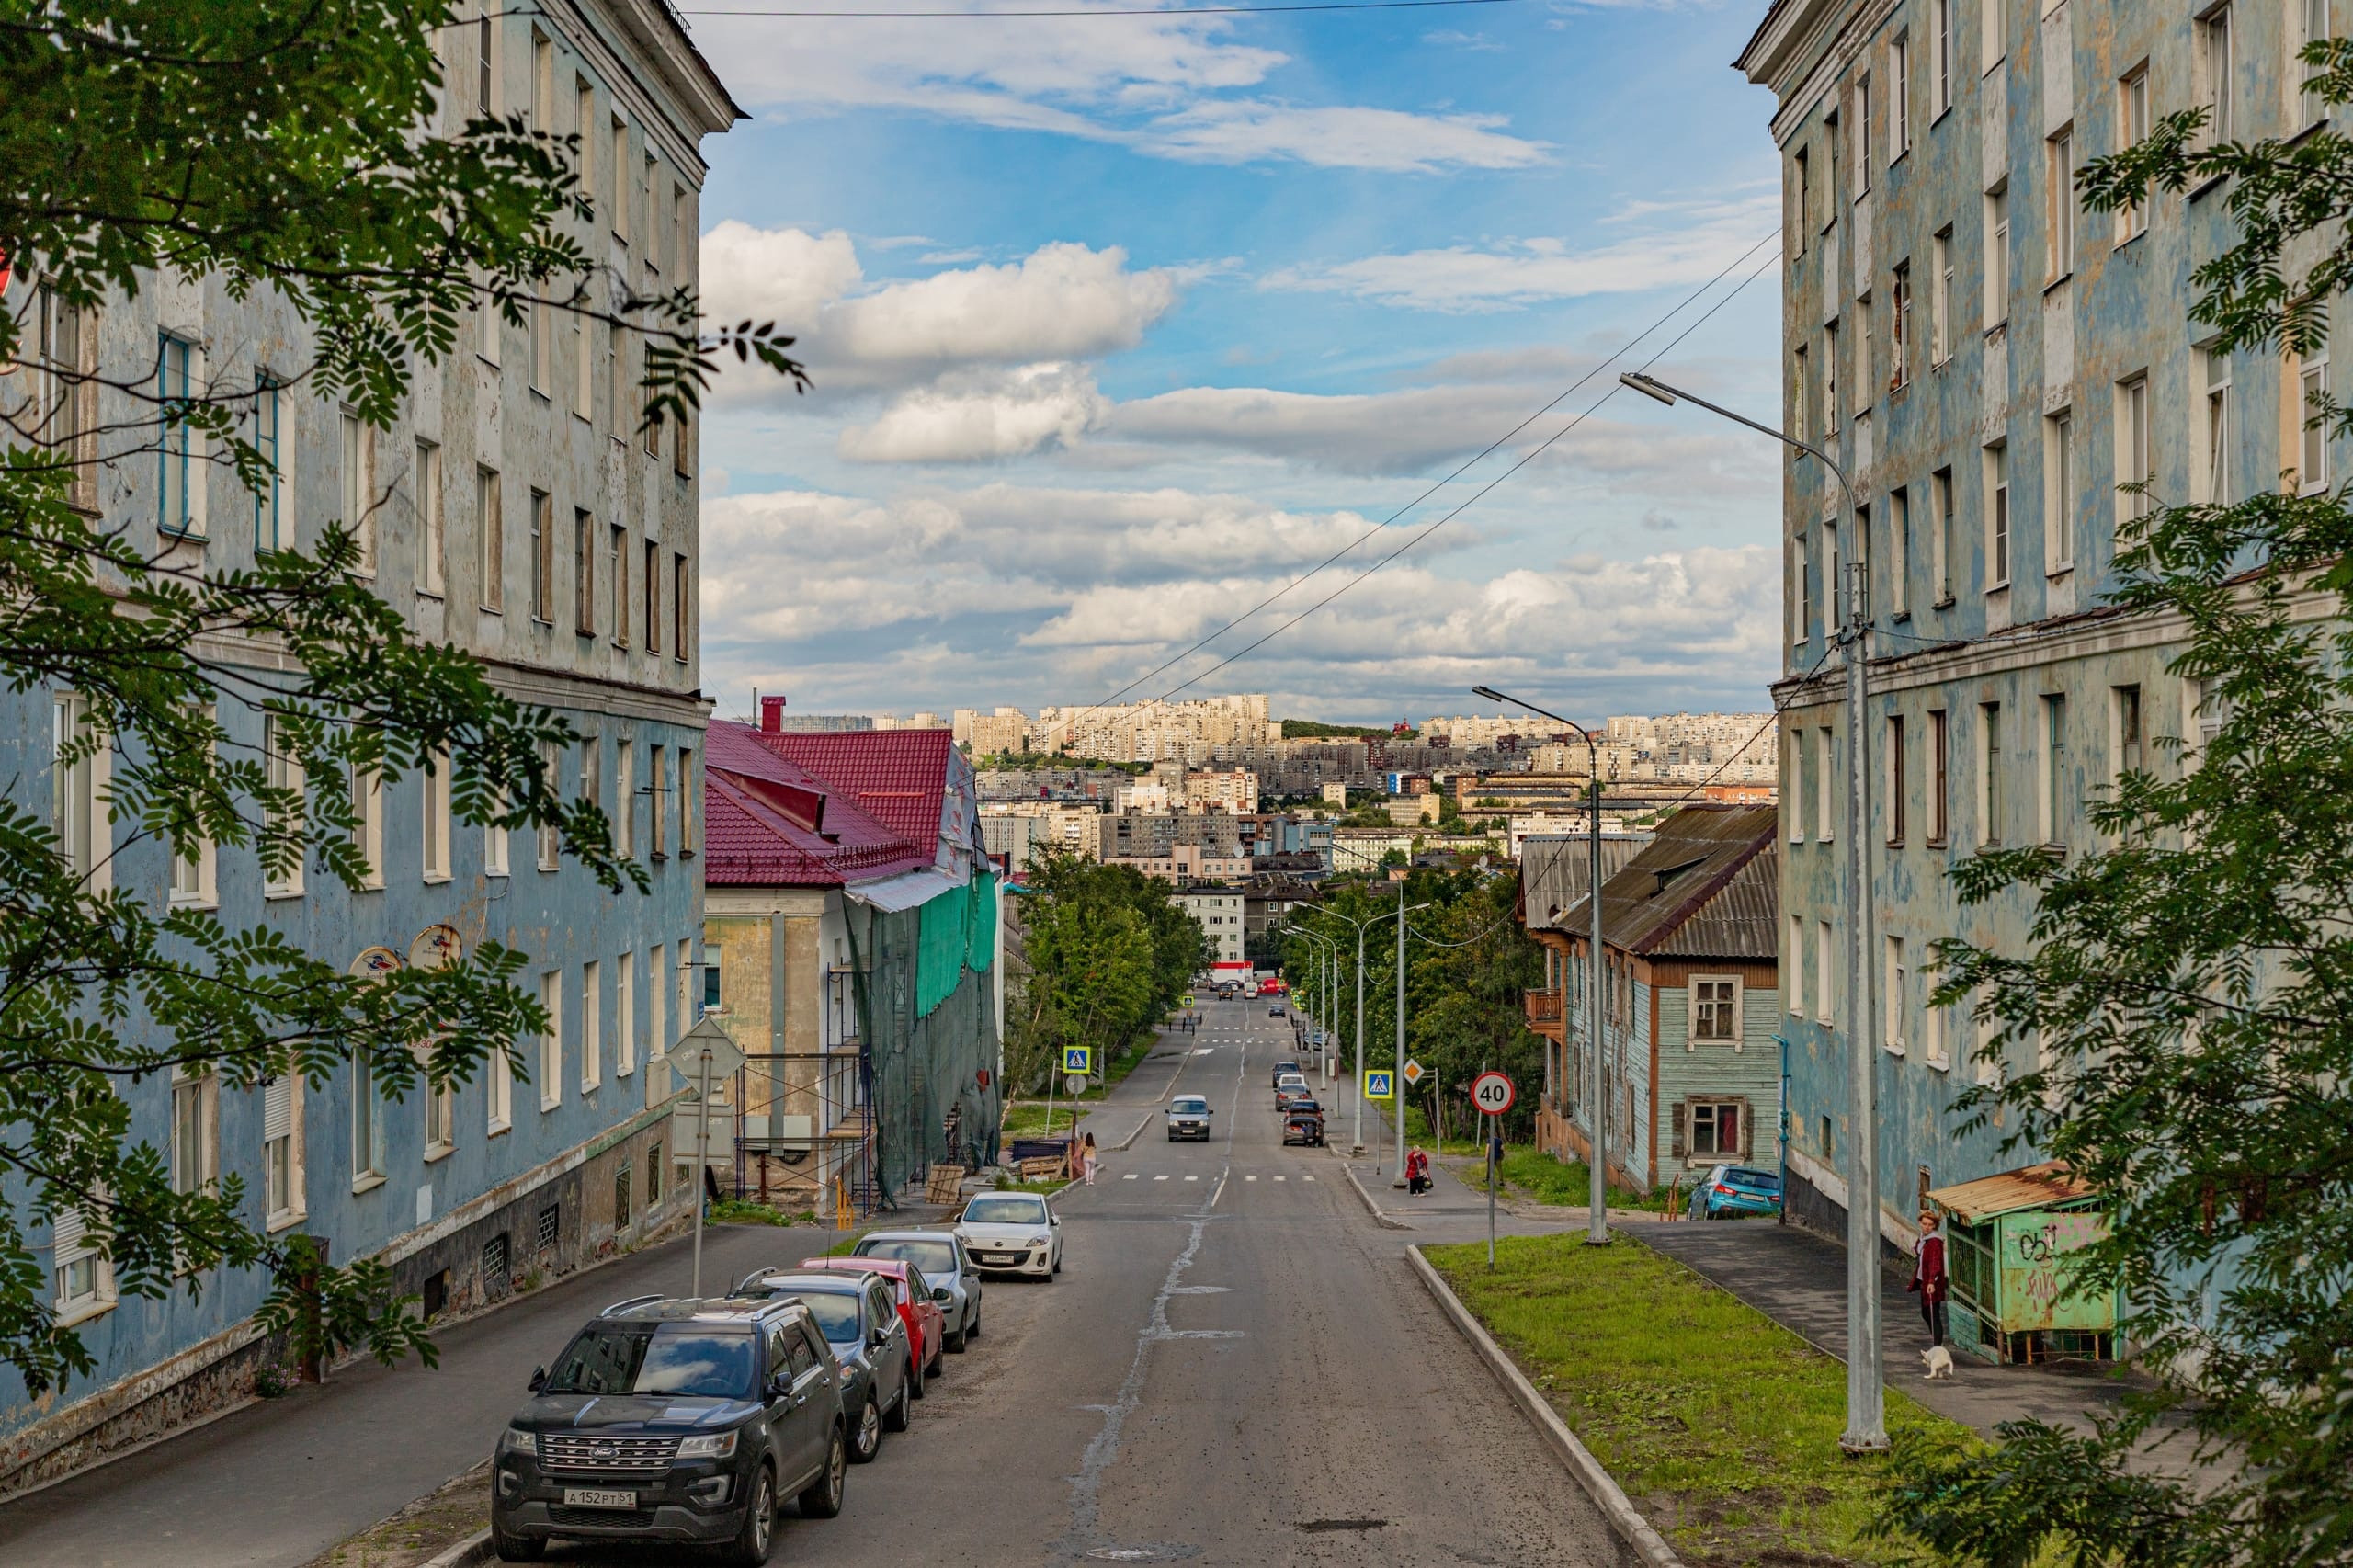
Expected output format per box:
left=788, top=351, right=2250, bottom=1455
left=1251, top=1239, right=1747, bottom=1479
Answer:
left=953, top=1191, right=1062, bottom=1278
left=490, top=1294, right=847, bottom=1564
left=1270, top=1060, right=1302, bottom=1087
left=790, top=1257, right=941, bottom=1394
left=1268, top=1005, right=1286, bottom=1017
left=1282, top=1105, right=1325, bottom=1145
left=852, top=1232, right=982, bottom=1352
left=1687, top=1164, right=1784, bottom=1220
left=735, top=1272, right=912, bottom=1463
left=1273, top=1073, right=1310, bottom=1107
left=1165, top=1095, right=1213, bottom=1142
left=1275, top=1083, right=1315, bottom=1114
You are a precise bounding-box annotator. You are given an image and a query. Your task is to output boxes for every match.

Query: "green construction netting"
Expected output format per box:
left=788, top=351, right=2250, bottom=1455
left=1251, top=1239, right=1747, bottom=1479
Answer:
left=847, top=893, right=1001, bottom=1208
left=915, top=871, right=996, bottom=1018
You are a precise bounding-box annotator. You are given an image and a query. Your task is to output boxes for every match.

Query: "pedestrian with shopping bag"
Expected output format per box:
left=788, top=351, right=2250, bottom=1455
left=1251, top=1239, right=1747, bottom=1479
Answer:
left=1907, top=1210, right=1949, bottom=1346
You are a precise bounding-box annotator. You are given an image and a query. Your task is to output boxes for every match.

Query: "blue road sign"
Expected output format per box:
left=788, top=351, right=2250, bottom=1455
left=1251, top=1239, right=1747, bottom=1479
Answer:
left=1364, top=1069, right=1394, bottom=1100
left=1063, top=1046, right=1094, bottom=1073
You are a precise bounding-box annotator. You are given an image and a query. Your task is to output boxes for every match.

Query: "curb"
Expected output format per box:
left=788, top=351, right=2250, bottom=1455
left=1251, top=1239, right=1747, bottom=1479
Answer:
left=1405, top=1246, right=1685, bottom=1568
left=1107, top=1114, right=1152, bottom=1153
left=422, top=1528, right=492, bottom=1568
left=1331, top=1151, right=1411, bottom=1231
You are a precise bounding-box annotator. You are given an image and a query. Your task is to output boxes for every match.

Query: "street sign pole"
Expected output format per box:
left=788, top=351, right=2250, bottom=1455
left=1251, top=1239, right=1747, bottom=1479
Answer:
left=669, top=1015, right=745, bottom=1302
left=692, top=1048, right=712, bottom=1297
left=1469, top=1071, right=1517, bottom=1270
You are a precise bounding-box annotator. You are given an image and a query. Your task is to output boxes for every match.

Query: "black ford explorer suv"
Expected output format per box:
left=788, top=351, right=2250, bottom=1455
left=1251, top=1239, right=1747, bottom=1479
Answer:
left=491, top=1294, right=848, bottom=1565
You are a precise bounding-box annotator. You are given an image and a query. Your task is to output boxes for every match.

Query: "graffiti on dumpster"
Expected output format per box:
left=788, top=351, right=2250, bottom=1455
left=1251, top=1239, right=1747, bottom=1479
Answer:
left=2002, top=1210, right=2109, bottom=1327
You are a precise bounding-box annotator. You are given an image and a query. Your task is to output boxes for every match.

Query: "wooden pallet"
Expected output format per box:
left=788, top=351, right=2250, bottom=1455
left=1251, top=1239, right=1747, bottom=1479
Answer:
left=923, top=1165, right=965, bottom=1205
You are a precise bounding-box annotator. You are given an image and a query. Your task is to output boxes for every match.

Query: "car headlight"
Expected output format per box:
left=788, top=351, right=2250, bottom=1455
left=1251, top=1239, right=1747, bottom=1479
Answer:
left=499, top=1426, right=536, bottom=1458
left=676, top=1430, right=740, bottom=1460
left=1029, top=1233, right=1051, bottom=1247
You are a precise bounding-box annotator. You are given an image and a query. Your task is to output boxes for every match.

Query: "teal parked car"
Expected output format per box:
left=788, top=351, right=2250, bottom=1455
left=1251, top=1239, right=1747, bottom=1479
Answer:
left=1688, top=1164, right=1783, bottom=1220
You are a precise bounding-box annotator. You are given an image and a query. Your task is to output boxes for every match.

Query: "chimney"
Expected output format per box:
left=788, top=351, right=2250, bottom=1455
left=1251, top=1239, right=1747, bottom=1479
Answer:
left=760, top=695, right=788, bottom=733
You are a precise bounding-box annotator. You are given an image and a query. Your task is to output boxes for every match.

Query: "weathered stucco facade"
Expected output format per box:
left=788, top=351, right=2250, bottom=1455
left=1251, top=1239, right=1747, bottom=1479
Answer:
left=1739, top=0, right=2325, bottom=1250
left=0, top=0, right=737, bottom=1493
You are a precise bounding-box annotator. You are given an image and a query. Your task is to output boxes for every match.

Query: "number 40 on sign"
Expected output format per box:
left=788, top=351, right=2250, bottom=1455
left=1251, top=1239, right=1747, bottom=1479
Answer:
left=1471, top=1071, right=1515, bottom=1117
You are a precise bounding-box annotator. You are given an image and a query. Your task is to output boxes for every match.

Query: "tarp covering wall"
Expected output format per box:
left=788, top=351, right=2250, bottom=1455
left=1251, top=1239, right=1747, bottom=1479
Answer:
left=847, top=876, right=1001, bottom=1207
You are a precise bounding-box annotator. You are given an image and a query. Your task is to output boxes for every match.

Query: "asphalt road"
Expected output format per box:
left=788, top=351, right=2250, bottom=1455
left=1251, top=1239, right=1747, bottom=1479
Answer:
left=0, top=996, right=1626, bottom=1567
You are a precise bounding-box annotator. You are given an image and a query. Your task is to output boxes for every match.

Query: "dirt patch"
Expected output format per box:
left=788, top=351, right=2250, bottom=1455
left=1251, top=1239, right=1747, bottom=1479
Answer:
left=303, top=1464, right=487, bottom=1568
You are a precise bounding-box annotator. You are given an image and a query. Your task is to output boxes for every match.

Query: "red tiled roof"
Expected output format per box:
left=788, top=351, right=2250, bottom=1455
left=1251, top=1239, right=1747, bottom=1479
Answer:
left=702, top=722, right=932, bottom=888
left=749, top=728, right=959, bottom=855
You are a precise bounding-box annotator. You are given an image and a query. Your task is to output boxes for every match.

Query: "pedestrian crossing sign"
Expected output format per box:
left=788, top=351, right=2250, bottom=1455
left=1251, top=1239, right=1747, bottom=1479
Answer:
left=1365, top=1070, right=1395, bottom=1100
left=1063, top=1046, right=1093, bottom=1073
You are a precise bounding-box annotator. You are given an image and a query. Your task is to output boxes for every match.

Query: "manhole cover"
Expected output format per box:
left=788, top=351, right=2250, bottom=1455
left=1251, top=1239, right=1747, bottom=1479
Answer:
left=1295, top=1519, right=1389, bottom=1533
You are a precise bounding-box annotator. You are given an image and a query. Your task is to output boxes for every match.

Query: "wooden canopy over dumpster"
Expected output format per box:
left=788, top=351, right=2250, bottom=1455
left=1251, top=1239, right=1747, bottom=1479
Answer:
left=1926, top=1161, right=2119, bottom=1366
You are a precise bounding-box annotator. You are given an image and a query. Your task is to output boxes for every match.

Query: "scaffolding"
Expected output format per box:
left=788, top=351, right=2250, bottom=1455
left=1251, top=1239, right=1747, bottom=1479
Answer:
left=728, top=968, right=874, bottom=1217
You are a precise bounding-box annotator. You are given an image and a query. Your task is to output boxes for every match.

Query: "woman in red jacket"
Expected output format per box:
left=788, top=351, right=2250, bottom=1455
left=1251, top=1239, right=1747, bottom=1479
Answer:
left=1908, top=1210, right=1949, bottom=1346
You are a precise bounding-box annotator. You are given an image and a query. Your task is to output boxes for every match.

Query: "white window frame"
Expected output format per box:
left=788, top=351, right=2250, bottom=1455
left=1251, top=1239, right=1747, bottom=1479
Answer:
left=52, top=1199, right=116, bottom=1324
left=538, top=739, right=562, bottom=870
left=1984, top=185, right=2009, bottom=329
left=1856, top=73, right=1874, bottom=197
left=616, top=742, right=635, bottom=859
left=540, top=970, right=563, bottom=1111
left=1787, top=914, right=1807, bottom=1016
left=1824, top=320, right=1840, bottom=434
left=2118, top=372, right=2153, bottom=524
left=2046, top=128, right=2075, bottom=281
left=2041, top=692, right=2069, bottom=847
left=2119, top=66, right=2152, bottom=241
left=2196, top=6, right=2234, bottom=152
left=1983, top=0, right=2005, bottom=72
left=484, top=783, right=510, bottom=878
left=617, top=951, right=637, bottom=1077
left=170, top=707, right=218, bottom=909
left=254, top=372, right=290, bottom=553
left=1689, top=1099, right=1744, bottom=1158
left=422, top=748, right=452, bottom=883
left=1822, top=516, right=1841, bottom=642
left=679, top=747, right=697, bottom=854
left=416, top=438, right=445, bottom=597
left=1980, top=700, right=2005, bottom=847
left=488, top=1040, right=513, bottom=1134
left=171, top=1068, right=220, bottom=1199
left=1923, top=983, right=1950, bottom=1071
left=1815, top=918, right=1836, bottom=1024
left=1688, top=975, right=1744, bottom=1047
left=2298, top=0, right=2333, bottom=128
left=350, top=756, right=384, bottom=890
left=340, top=407, right=374, bottom=576
left=1817, top=725, right=1836, bottom=842
left=2300, top=347, right=2332, bottom=494
left=1985, top=440, right=2012, bottom=588
left=1883, top=934, right=1908, bottom=1055
left=158, top=333, right=199, bottom=540
left=53, top=692, right=110, bottom=894
left=476, top=465, right=504, bottom=614
left=2045, top=408, right=2074, bottom=574
left=424, top=1067, right=457, bottom=1161
left=1934, top=0, right=1953, bottom=113
left=1931, top=227, right=1953, bottom=365
left=1932, top=465, right=1956, bottom=603
left=352, top=1060, right=387, bottom=1191
left=1892, top=36, right=1912, bottom=160
left=1891, top=486, right=1912, bottom=618
left=2200, top=345, right=2234, bottom=505
left=262, top=1074, right=305, bottom=1231
left=582, top=958, right=603, bottom=1092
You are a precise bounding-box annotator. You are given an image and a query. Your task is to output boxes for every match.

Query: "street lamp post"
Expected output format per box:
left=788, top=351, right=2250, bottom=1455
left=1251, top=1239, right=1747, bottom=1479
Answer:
left=1310, top=900, right=1420, bottom=1159
left=1473, top=685, right=1608, bottom=1245
left=1620, top=369, right=1886, bottom=1454
left=1279, top=923, right=1338, bottom=1076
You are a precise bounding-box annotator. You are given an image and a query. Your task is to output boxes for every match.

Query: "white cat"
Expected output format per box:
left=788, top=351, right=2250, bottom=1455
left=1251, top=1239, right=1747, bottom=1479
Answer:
left=1921, top=1345, right=1955, bottom=1380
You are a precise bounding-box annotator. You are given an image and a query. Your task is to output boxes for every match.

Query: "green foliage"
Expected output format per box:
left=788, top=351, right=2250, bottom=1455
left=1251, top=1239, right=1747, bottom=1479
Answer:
left=0, top=1, right=806, bottom=1397
left=1276, top=719, right=1413, bottom=741
left=1884, top=49, right=2353, bottom=1564
left=1003, top=851, right=1206, bottom=1094
left=973, top=750, right=1150, bottom=776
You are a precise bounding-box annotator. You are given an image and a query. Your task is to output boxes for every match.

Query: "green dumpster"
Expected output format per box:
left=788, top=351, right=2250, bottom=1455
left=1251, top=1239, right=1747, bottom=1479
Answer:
left=1926, top=1160, right=2120, bottom=1365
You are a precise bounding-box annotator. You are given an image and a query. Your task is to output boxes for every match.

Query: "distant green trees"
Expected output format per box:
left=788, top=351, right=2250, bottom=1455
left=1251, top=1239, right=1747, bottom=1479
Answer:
left=1003, top=852, right=1209, bottom=1096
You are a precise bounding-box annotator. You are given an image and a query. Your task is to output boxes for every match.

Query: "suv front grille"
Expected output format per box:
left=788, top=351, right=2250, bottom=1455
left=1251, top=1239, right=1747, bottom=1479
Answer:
left=537, top=1433, right=679, bottom=1472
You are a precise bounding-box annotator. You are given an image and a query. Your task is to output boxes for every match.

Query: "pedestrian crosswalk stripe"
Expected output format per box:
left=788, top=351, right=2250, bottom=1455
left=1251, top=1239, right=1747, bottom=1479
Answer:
left=1302, top=1176, right=1315, bottom=1182
left=1184, top=1175, right=1199, bottom=1182
left=1122, top=1173, right=1139, bottom=1180
left=1245, top=1175, right=1257, bottom=1181
left=1154, top=1175, right=1170, bottom=1182
left=1274, top=1175, right=1287, bottom=1182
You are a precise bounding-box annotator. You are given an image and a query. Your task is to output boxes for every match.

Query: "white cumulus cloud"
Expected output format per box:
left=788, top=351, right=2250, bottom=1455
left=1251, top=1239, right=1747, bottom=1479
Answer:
left=838, top=364, right=1110, bottom=463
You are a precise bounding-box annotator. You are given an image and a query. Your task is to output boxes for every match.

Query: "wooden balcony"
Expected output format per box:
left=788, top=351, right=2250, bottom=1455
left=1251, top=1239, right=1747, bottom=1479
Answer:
left=1522, top=988, right=1564, bottom=1036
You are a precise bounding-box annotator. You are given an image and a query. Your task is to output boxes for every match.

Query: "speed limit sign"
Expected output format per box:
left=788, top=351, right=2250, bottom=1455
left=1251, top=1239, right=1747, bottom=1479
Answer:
left=1470, top=1071, right=1516, bottom=1117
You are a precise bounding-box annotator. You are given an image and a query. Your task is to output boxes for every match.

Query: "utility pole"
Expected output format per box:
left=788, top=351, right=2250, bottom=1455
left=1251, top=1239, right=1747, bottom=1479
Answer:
left=1353, top=922, right=1368, bottom=1156
left=1393, top=876, right=1408, bottom=1186
left=1586, top=766, right=1605, bottom=1246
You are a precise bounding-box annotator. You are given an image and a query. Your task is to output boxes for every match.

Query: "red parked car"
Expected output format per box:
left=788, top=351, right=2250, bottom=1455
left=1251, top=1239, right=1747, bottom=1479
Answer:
left=796, top=1256, right=946, bottom=1395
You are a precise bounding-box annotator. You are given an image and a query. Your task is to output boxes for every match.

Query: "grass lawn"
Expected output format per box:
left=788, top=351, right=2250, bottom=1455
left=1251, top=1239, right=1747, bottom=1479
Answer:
left=998, top=1102, right=1084, bottom=1138
left=1426, top=1233, right=1972, bottom=1567
left=1476, top=1145, right=1676, bottom=1213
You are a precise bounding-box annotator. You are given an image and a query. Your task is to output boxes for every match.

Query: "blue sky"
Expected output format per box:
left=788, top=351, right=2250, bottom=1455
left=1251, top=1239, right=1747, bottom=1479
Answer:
left=690, top=0, right=1787, bottom=726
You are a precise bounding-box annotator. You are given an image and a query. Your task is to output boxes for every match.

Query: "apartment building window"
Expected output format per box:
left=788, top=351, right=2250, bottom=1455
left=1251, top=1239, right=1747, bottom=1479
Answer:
left=1892, top=36, right=1911, bottom=158
left=610, top=118, right=631, bottom=241
left=342, top=409, right=374, bottom=574
left=1985, top=185, right=2009, bottom=326
left=52, top=1201, right=114, bottom=1322
left=582, top=959, right=602, bottom=1092
left=574, top=74, right=594, bottom=191
left=2119, top=67, right=2152, bottom=239
left=1886, top=713, right=1908, bottom=846
left=1934, top=0, right=1952, bottom=112
left=617, top=951, right=637, bottom=1078
left=2299, top=0, right=2332, bottom=126
left=352, top=1062, right=386, bottom=1187
left=487, top=1042, right=512, bottom=1133
left=1857, top=74, right=1873, bottom=195
left=1983, top=0, right=2004, bottom=69
left=582, top=733, right=603, bottom=838
left=484, top=781, right=509, bottom=878
left=261, top=713, right=302, bottom=897
left=1985, top=441, right=2011, bottom=586
left=171, top=1069, right=219, bottom=1198
left=2301, top=347, right=2331, bottom=493
left=1788, top=914, right=1807, bottom=1016
left=2046, top=129, right=2075, bottom=280
left=2045, top=409, right=2074, bottom=573
left=159, top=333, right=194, bottom=537
left=262, top=1074, right=303, bottom=1228
left=1824, top=111, right=1841, bottom=231
left=424, top=1066, right=455, bottom=1160
left=477, top=467, right=503, bottom=612
left=1928, top=709, right=1950, bottom=845
left=649, top=744, right=667, bottom=858
left=1792, top=345, right=1810, bottom=441
left=171, top=708, right=218, bottom=909
left=1884, top=936, right=1908, bottom=1053
left=608, top=524, right=630, bottom=645
left=408, top=439, right=443, bottom=597
left=348, top=756, right=383, bottom=890
left=1891, top=263, right=1912, bottom=389
left=574, top=508, right=595, bottom=636
left=1931, top=466, right=1956, bottom=602
left=2200, top=347, right=2234, bottom=503
left=1816, top=919, right=1836, bottom=1022
left=255, top=375, right=285, bottom=552
left=1794, top=148, right=1810, bottom=253
left=1823, top=517, right=1841, bottom=639
left=530, top=28, right=551, bottom=128
left=540, top=971, right=563, bottom=1110
left=476, top=3, right=494, bottom=113
left=2197, top=6, right=2234, bottom=150
left=679, top=748, right=697, bottom=854
left=1931, top=228, right=1953, bottom=364
left=1980, top=701, right=2005, bottom=846
left=1817, top=725, right=1836, bottom=841
left=615, top=742, right=636, bottom=860
left=574, top=316, right=594, bottom=423
left=2114, top=684, right=2144, bottom=782
left=672, top=405, right=691, bottom=480
left=2041, top=694, right=2069, bottom=847
left=1891, top=485, right=1911, bottom=617
left=2118, top=373, right=2153, bottom=523
left=1857, top=293, right=1874, bottom=415
left=672, top=551, right=688, bottom=660
left=529, top=488, right=553, bottom=621
left=34, top=290, right=99, bottom=514
left=643, top=540, right=662, bottom=653
left=423, top=749, right=451, bottom=882
left=1824, top=320, right=1840, bottom=432
left=1792, top=531, right=1812, bottom=646
left=537, top=739, right=561, bottom=869
left=531, top=301, right=553, bottom=398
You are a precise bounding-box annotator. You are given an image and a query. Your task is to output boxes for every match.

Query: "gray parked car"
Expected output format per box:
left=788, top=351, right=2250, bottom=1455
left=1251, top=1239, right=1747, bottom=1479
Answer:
left=852, top=1231, right=982, bottom=1352
left=1165, top=1095, right=1213, bottom=1142
left=735, top=1271, right=914, bottom=1463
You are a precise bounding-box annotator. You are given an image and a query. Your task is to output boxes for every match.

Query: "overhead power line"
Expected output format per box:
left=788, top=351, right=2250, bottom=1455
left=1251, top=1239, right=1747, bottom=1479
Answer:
left=683, top=0, right=1528, bottom=16
left=1037, top=228, right=1781, bottom=747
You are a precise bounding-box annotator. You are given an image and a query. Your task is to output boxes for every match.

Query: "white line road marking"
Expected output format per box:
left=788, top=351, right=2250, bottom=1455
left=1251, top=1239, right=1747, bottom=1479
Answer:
left=1245, top=1175, right=1257, bottom=1182
left=1122, top=1173, right=1139, bottom=1180
left=1303, top=1176, right=1315, bottom=1182
left=1154, top=1175, right=1170, bottom=1182
left=1184, top=1175, right=1199, bottom=1182
left=1274, top=1175, right=1287, bottom=1181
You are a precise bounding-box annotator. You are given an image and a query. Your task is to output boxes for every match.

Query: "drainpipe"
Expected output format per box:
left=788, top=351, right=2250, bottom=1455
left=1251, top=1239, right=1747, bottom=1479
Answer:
left=1774, top=1031, right=1791, bottom=1227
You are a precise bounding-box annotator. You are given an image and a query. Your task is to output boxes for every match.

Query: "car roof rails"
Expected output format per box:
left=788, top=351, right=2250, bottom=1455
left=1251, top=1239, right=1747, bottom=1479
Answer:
left=733, top=1265, right=793, bottom=1294
left=600, top=1293, right=666, bottom=1317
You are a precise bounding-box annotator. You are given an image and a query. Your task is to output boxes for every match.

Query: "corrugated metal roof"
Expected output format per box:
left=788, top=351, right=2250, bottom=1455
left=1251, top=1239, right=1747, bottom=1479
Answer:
left=1552, top=804, right=1779, bottom=960
left=1926, top=1161, right=2101, bottom=1223
left=1518, top=835, right=1653, bottom=929
left=703, top=722, right=934, bottom=888
left=753, top=728, right=958, bottom=855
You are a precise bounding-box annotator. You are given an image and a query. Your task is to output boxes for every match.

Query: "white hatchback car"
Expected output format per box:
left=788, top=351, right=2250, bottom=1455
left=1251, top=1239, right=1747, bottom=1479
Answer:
left=953, top=1191, right=1062, bottom=1279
